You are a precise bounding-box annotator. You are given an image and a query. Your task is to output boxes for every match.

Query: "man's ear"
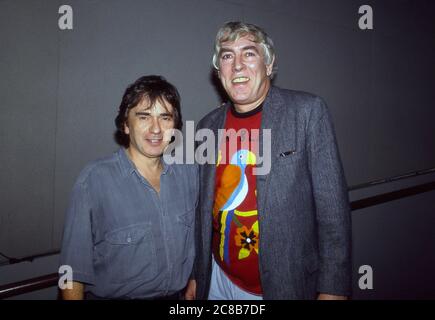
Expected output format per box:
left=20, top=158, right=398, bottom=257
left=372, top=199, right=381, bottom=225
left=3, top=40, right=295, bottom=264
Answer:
left=124, top=121, right=130, bottom=135
left=266, top=55, right=275, bottom=77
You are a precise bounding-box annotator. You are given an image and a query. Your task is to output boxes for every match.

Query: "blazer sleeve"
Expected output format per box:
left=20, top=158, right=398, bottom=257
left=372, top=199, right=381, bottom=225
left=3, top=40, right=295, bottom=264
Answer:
left=190, top=119, right=205, bottom=281
left=306, top=96, right=352, bottom=297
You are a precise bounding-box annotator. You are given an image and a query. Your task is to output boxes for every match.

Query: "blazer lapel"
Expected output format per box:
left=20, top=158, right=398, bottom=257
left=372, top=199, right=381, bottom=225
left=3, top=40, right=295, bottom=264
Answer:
left=200, top=104, right=228, bottom=249
left=256, top=86, right=297, bottom=220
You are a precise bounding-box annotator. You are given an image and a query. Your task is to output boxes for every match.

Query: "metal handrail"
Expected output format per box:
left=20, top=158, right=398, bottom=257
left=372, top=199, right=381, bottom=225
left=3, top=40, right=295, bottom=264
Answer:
left=351, top=180, right=435, bottom=211
left=0, top=273, right=58, bottom=299
left=348, top=167, right=435, bottom=191
left=0, top=249, right=60, bottom=267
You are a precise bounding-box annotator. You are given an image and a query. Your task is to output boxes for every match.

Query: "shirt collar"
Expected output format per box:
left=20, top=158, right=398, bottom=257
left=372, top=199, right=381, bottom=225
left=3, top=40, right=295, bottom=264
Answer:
left=230, top=101, right=263, bottom=118
left=117, top=148, right=171, bottom=177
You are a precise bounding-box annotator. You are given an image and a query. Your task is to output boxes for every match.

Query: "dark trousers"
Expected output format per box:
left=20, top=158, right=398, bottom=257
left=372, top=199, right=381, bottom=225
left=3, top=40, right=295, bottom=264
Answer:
left=85, top=291, right=182, bottom=300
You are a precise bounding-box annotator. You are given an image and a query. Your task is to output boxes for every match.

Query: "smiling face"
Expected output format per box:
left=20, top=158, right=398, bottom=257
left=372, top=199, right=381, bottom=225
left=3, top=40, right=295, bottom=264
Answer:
left=218, top=35, right=274, bottom=113
left=124, top=97, right=175, bottom=160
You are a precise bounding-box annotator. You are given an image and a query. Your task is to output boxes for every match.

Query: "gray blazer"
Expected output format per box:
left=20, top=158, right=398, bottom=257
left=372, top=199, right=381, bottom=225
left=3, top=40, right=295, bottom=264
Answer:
left=194, top=86, right=352, bottom=299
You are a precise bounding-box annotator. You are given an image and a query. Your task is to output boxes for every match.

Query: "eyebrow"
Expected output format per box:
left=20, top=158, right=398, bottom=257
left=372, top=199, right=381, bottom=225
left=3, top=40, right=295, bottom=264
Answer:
left=220, top=45, right=260, bottom=55
left=159, top=113, right=173, bottom=117
left=135, top=111, right=151, bottom=116
left=135, top=111, right=173, bottom=117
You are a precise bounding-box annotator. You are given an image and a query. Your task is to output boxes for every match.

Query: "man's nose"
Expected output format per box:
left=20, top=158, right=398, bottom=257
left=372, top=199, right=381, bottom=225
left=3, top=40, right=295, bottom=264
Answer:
left=233, top=54, right=244, bottom=72
left=150, top=117, right=161, bottom=133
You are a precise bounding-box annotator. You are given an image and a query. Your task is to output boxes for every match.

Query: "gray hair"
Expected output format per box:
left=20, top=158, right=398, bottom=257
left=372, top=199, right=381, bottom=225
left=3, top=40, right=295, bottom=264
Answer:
left=212, top=21, right=277, bottom=77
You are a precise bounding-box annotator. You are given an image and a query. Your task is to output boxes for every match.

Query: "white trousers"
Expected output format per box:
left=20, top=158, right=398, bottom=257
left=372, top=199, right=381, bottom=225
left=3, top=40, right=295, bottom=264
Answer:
left=208, top=258, right=263, bottom=300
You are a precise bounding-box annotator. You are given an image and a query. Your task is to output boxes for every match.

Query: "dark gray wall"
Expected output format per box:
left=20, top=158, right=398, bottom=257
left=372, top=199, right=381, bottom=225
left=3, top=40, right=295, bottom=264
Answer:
left=1, top=0, right=434, bottom=299
left=349, top=174, right=435, bottom=299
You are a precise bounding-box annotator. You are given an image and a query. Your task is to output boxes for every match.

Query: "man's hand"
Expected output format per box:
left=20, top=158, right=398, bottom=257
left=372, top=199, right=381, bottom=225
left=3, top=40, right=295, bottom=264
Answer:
left=185, top=279, right=196, bottom=300
left=317, top=293, right=348, bottom=300
left=61, top=281, right=85, bottom=300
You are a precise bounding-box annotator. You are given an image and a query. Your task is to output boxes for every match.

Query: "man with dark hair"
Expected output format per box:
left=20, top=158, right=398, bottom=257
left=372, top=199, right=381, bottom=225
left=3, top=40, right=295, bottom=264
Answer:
left=187, top=22, right=351, bottom=300
left=60, top=75, right=197, bottom=299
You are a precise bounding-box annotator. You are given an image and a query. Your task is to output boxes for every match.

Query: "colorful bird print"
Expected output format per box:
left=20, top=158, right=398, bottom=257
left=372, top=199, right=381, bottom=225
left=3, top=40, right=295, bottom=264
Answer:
left=215, top=149, right=256, bottom=265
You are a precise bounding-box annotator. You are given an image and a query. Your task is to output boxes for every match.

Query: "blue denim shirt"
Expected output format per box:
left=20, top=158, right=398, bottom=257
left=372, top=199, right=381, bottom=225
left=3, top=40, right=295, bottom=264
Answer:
left=59, top=148, right=198, bottom=298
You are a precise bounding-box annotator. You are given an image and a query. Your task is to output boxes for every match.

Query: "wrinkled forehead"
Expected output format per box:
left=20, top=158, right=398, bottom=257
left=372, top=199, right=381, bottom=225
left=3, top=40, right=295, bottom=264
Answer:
left=219, top=34, right=264, bottom=54
left=133, top=95, right=174, bottom=114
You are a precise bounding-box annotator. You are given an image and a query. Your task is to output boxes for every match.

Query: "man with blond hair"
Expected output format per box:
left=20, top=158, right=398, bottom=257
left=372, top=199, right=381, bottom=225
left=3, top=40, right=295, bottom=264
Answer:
left=186, top=22, right=351, bottom=300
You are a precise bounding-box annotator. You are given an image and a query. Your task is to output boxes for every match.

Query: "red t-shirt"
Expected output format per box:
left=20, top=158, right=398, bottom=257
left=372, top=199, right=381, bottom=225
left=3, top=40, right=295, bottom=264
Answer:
left=212, top=104, right=263, bottom=295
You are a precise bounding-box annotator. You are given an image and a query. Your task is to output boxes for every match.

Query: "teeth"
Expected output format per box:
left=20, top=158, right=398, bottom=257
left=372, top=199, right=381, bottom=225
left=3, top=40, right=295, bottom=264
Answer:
left=232, top=77, right=249, bottom=83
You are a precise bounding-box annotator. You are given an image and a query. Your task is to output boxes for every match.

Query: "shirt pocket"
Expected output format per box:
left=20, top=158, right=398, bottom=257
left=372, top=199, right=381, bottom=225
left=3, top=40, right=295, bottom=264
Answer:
left=176, top=207, right=195, bottom=228
left=96, top=223, right=157, bottom=284
left=173, top=206, right=195, bottom=263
